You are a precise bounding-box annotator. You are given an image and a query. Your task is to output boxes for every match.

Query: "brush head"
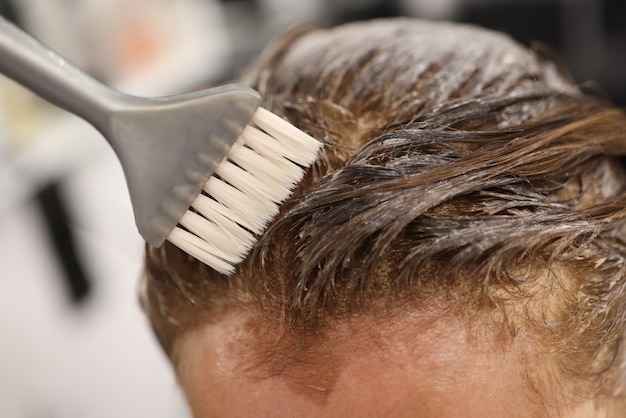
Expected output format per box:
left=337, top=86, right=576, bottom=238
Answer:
left=106, top=85, right=262, bottom=248
left=166, top=107, right=322, bottom=275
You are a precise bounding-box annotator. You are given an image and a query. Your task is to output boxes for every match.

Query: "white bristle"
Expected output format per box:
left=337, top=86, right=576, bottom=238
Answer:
left=168, top=227, right=237, bottom=275
left=241, top=124, right=310, bottom=165
left=228, top=140, right=303, bottom=183
left=178, top=210, right=254, bottom=259
left=191, top=194, right=255, bottom=233
left=251, top=108, right=321, bottom=165
left=203, top=176, right=275, bottom=233
left=166, top=107, right=322, bottom=275
left=215, top=159, right=291, bottom=204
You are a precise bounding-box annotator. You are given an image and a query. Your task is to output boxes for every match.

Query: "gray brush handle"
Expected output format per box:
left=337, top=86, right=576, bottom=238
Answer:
left=0, top=15, right=263, bottom=247
left=0, top=16, right=119, bottom=131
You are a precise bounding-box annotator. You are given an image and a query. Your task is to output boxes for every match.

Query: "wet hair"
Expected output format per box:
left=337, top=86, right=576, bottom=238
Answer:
left=142, top=19, right=626, bottom=399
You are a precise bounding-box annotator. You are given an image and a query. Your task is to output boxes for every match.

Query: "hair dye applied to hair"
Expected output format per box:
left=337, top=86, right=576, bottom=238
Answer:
left=142, top=19, right=626, bottom=412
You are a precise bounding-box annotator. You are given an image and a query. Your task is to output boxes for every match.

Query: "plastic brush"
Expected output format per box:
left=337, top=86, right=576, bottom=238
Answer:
left=0, top=17, right=321, bottom=275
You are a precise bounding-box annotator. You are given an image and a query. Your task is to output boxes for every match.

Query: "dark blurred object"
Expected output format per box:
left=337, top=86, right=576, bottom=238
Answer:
left=328, top=0, right=401, bottom=22
left=462, top=1, right=562, bottom=50
left=0, top=0, right=18, bottom=24
left=604, top=0, right=626, bottom=37
left=35, top=183, right=91, bottom=304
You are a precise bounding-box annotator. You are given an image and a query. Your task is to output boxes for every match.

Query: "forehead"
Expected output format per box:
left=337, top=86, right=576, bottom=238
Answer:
left=173, top=309, right=556, bottom=418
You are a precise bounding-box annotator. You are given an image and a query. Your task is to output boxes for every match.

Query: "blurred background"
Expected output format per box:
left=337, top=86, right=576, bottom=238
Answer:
left=0, top=0, right=624, bottom=417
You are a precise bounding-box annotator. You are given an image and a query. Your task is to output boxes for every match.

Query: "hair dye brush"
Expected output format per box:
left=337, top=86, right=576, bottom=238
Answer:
left=0, top=17, right=321, bottom=275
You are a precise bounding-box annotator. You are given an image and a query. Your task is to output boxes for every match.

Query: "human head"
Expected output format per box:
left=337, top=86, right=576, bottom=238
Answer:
left=142, top=19, right=626, bottom=417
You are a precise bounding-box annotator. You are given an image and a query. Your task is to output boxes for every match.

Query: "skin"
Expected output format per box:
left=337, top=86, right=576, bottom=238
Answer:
left=173, top=307, right=607, bottom=418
